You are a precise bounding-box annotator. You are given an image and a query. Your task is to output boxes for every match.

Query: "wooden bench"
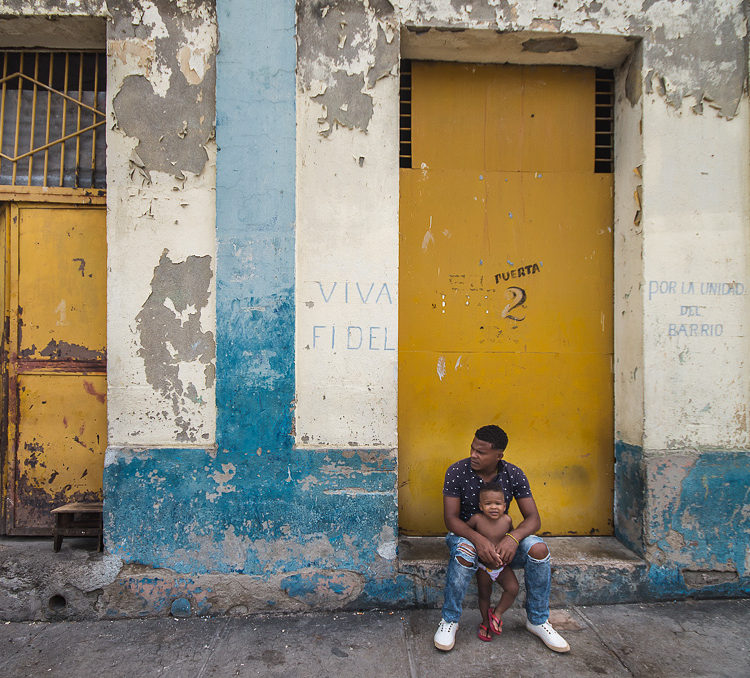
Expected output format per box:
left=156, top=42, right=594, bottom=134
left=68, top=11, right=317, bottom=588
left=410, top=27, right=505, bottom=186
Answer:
left=51, top=501, right=103, bottom=552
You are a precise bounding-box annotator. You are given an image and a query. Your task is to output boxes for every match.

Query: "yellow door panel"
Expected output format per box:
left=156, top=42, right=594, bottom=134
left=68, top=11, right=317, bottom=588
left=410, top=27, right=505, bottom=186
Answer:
left=398, top=351, right=613, bottom=535
left=15, top=373, right=106, bottom=529
left=411, top=62, right=495, bottom=171
left=400, top=171, right=613, bottom=355
left=399, top=63, right=613, bottom=536
left=18, top=206, right=106, bottom=361
left=3, top=203, right=106, bottom=535
left=513, top=66, right=594, bottom=173
left=412, top=63, right=594, bottom=173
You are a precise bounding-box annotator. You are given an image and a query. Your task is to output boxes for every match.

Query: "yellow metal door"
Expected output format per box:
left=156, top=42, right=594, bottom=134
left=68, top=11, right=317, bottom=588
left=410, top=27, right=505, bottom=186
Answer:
left=399, top=63, right=613, bottom=536
left=2, top=203, right=106, bottom=535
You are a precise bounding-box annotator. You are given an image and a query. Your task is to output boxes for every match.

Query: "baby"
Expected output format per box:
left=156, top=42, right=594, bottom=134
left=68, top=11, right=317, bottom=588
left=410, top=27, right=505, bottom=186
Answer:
left=467, top=482, right=520, bottom=641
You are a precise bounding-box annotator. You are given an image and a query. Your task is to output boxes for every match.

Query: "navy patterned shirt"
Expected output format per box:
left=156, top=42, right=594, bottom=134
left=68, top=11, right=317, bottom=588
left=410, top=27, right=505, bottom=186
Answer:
left=443, top=458, right=533, bottom=522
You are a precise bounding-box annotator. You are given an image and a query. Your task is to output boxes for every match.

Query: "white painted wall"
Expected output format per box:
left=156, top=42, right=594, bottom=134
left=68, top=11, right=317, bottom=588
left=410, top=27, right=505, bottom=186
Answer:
left=642, top=96, right=750, bottom=450
left=295, top=77, right=400, bottom=448
left=613, top=48, right=645, bottom=447
left=105, top=161, right=217, bottom=447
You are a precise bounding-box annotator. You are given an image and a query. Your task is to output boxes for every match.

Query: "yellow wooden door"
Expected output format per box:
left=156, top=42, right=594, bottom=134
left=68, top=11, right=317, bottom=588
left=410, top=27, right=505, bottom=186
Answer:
left=2, top=203, right=106, bottom=534
left=399, top=63, right=613, bottom=536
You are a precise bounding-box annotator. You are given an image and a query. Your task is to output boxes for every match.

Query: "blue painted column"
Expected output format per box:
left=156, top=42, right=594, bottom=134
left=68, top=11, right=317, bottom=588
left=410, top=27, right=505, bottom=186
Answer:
left=216, top=0, right=296, bottom=453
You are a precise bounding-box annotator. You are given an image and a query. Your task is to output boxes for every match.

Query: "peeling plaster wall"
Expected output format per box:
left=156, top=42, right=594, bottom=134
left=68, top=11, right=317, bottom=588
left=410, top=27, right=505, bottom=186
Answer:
left=104, top=447, right=399, bottom=579
left=211, top=0, right=400, bottom=585
left=102, top=0, right=403, bottom=601
left=296, top=1, right=400, bottom=448
left=642, top=449, right=750, bottom=597
left=641, top=98, right=750, bottom=451
left=98, top=0, right=402, bottom=595
left=0, top=1, right=107, bottom=16
left=106, top=0, right=217, bottom=446
left=397, top=1, right=747, bottom=118
left=0, top=1, right=216, bottom=487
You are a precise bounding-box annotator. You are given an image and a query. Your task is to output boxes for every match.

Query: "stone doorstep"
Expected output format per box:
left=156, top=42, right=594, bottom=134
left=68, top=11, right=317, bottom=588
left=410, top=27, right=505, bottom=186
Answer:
left=398, top=535, right=646, bottom=567
left=0, top=535, right=650, bottom=621
left=398, top=536, right=650, bottom=607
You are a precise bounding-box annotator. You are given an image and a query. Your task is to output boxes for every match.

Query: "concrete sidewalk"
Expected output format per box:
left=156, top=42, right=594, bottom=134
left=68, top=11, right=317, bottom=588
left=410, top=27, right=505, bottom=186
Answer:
left=1, top=599, right=748, bottom=677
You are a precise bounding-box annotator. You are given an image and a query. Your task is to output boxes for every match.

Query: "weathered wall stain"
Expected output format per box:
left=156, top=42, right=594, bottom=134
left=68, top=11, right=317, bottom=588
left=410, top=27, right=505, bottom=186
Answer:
left=311, top=71, right=375, bottom=135
left=0, top=541, right=123, bottom=622
left=40, top=339, right=105, bottom=361
left=105, top=445, right=398, bottom=575
left=297, top=0, right=398, bottom=135
left=110, top=0, right=216, bottom=176
left=681, top=569, right=739, bottom=587
left=0, top=1, right=106, bottom=14
left=645, top=451, right=749, bottom=575
left=280, top=570, right=364, bottom=605
left=624, top=40, right=643, bottom=106
left=614, top=443, right=750, bottom=598
left=19, top=339, right=105, bottom=361
left=614, top=442, right=646, bottom=556
left=97, top=562, right=412, bottom=618
left=522, top=36, right=578, bottom=52
left=449, top=0, right=500, bottom=24
left=16, top=472, right=101, bottom=530
left=82, top=380, right=106, bottom=404
left=400, top=0, right=747, bottom=118
left=135, top=250, right=215, bottom=442
left=633, top=2, right=747, bottom=117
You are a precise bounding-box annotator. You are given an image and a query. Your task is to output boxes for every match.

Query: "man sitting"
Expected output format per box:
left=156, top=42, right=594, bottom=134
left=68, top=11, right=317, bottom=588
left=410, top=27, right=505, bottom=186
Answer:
left=433, top=424, right=570, bottom=653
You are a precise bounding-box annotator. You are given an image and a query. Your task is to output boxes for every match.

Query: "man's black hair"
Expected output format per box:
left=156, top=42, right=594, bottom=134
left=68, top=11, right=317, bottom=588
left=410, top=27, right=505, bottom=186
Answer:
left=479, top=481, right=505, bottom=497
left=475, top=424, right=508, bottom=451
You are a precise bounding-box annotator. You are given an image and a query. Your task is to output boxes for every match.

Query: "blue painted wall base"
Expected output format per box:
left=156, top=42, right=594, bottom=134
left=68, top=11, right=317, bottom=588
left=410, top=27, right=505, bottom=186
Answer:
left=104, top=446, right=398, bottom=577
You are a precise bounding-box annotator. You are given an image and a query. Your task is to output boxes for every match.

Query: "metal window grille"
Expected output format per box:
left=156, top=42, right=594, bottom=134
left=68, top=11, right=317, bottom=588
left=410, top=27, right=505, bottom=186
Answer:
left=0, top=51, right=106, bottom=189
left=399, top=59, right=412, bottom=169
left=594, top=68, right=614, bottom=174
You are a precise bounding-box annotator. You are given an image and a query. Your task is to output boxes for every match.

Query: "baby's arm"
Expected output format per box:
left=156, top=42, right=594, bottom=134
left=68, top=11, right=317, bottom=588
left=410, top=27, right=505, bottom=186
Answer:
left=499, top=513, right=513, bottom=534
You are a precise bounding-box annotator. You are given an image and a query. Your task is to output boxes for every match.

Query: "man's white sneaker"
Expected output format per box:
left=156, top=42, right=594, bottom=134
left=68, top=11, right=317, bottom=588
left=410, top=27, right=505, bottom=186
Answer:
left=434, top=618, right=459, bottom=651
left=526, top=620, right=570, bottom=652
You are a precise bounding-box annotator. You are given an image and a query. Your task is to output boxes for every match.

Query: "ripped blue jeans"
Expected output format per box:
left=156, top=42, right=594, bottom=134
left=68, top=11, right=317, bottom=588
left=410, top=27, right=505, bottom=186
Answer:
left=441, top=532, right=551, bottom=625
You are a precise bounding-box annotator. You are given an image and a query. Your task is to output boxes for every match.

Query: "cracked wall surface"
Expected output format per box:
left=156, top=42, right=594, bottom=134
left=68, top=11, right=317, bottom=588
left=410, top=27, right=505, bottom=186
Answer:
left=135, top=250, right=215, bottom=443
left=106, top=0, right=217, bottom=447
left=110, top=0, right=216, bottom=177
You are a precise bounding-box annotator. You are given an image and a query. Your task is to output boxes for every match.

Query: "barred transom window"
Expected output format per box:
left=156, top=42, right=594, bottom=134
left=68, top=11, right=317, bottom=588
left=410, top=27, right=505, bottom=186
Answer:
left=0, top=51, right=106, bottom=189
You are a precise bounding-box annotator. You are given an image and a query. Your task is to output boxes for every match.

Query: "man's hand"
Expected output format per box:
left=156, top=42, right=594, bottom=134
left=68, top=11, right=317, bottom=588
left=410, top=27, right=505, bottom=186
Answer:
left=444, top=495, right=504, bottom=568
left=496, top=535, right=519, bottom=565
left=474, top=533, right=503, bottom=568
